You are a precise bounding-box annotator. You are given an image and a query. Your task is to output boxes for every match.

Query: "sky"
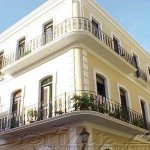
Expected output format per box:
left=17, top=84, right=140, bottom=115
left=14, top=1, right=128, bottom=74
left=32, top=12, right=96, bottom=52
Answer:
left=0, top=0, right=150, bottom=53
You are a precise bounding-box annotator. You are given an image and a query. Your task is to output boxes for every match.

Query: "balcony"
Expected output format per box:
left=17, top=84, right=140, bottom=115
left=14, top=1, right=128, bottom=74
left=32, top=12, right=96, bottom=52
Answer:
left=2, top=17, right=136, bottom=75
left=135, top=68, right=148, bottom=85
left=0, top=91, right=149, bottom=139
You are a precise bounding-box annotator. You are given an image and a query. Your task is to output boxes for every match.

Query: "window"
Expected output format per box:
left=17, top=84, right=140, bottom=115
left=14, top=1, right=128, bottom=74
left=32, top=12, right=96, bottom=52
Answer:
left=92, top=19, right=99, bottom=38
left=119, top=88, right=129, bottom=121
left=140, top=100, right=148, bottom=127
left=0, top=97, right=2, bottom=114
left=43, top=21, right=53, bottom=44
left=0, top=52, right=3, bottom=70
left=40, top=76, right=53, bottom=119
left=148, top=67, right=150, bottom=78
left=96, top=74, right=106, bottom=97
left=148, top=68, right=150, bottom=76
left=113, top=36, right=119, bottom=54
left=11, top=90, right=21, bottom=128
left=18, top=37, right=26, bottom=58
left=132, top=54, right=139, bottom=69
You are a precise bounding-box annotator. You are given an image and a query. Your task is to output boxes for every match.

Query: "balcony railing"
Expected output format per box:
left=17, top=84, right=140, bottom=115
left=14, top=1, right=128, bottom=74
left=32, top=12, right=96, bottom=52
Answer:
left=135, top=69, right=148, bottom=83
left=2, top=17, right=135, bottom=68
left=0, top=91, right=149, bottom=133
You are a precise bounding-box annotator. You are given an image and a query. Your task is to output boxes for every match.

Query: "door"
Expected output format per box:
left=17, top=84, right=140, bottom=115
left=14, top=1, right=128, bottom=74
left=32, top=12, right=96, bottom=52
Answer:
left=44, top=21, right=53, bottom=44
left=11, top=90, right=21, bottom=128
left=96, top=75, right=106, bottom=97
left=113, top=37, right=119, bottom=54
left=40, top=77, right=52, bottom=119
left=92, top=20, right=99, bottom=37
left=140, top=101, right=147, bottom=128
left=120, top=89, right=129, bottom=121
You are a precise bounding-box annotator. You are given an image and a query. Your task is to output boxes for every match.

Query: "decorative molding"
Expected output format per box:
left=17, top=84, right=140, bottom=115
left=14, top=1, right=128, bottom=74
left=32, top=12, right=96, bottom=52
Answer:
left=0, top=0, right=64, bottom=43
left=85, top=0, right=150, bottom=59
left=82, top=49, right=89, bottom=91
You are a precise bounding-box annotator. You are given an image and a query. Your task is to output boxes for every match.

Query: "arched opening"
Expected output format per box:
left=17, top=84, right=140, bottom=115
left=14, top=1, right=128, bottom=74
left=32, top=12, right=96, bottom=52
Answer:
left=140, top=100, right=148, bottom=128
left=119, top=88, right=129, bottom=121
left=96, top=74, right=107, bottom=97
left=39, top=76, right=53, bottom=120
left=11, top=90, right=21, bottom=128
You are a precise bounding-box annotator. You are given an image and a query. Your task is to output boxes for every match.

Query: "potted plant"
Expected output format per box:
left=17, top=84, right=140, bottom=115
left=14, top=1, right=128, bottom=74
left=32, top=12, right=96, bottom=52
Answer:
left=71, top=92, right=94, bottom=110
left=27, top=108, right=38, bottom=123
left=98, top=103, right=108, bottom=114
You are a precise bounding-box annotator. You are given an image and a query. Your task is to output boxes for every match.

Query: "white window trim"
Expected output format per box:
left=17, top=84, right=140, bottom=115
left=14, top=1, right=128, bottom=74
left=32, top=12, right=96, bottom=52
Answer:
left=42, top=19, right=53, bottom=35
left=111, top=32, right=122, bottom=48
left=93, top=68, right=111, bottom=99
left=147, top=64, right=150, bottom=83
left=117, top=83, right=131, bottom=109
left=131, top=50, right=141, bottom=69
left=9, top=87, right=25, bottom=114
left=38, top=72, right=56, bottom=116
left=89, top=13, right=102, bottom=30
left=138, top=96, right=150, bottom=122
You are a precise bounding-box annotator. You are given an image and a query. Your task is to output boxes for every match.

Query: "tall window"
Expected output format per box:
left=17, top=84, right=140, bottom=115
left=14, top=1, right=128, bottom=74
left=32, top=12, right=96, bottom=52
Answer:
left=40, top=76, right=53, bottom=119
left=140, top=100, right=147, bottom=127
left=148, top=67, right=150, bottom=79
left=92, top=19, right=99, bottom=38
left=0, top=52, right=3, bottom=71
left=44, top=21, right=53, bottom=44
left=11, top=90, right=21, bottom=128
left=132, top=54, right=139, bottom=69
left=18, top=37, right=26, bottom=58
left=119, top=88, right=129, bottom=121
left=96, top=74, right=106, bottom=97
left=148, top=67, right=150, bottom=76
left=113, top=36, right=119, bottom=54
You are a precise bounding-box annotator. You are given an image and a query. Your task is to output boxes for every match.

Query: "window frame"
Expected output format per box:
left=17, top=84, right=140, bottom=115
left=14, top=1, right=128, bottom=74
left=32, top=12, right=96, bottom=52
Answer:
left=117, top=83, right=131, bottom=109
left=138, top=97, right=149, bottom=122
left=42, top=19, right=53, bottom=44
left=93, top=68, right=110, bottom=99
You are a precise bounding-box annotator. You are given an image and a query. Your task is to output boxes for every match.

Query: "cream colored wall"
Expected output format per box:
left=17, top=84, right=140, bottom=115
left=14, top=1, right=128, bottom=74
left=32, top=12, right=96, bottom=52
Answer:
left=81, top=0, right=150, bottom=80
left=87, top=51, right=150, bottom=116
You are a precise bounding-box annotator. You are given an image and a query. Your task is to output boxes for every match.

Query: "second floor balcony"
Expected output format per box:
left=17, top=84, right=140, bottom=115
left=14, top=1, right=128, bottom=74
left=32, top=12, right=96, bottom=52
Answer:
left=1, top=17, right=136, bottom=75
left=135, top=68, right=148, bottom=85
left=0, top=91, right=149, bottom=140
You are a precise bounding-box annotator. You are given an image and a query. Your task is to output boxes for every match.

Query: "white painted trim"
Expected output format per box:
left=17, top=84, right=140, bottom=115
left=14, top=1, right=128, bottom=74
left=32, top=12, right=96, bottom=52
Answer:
left=131, top=50, right=141, bottom=68
left=0, top=0, right=64, bottom=42
left=38, top=72, right=56, bottom=116
left=146, top=64, right=150, bottom=83
left=138, top=96, right=150, bottom=122
left=77, top=43, right=150, bottom=94
left=85, top=0, right=150, bottom=59
left=89, top=13, right=102, bottom=30
left=16, top=36, right=26, bottom=56
left=93, top=68, right=111, bottom=99
left=111, top=32, right=122, bottom=47
left=117, top=83, right=131, bottom=109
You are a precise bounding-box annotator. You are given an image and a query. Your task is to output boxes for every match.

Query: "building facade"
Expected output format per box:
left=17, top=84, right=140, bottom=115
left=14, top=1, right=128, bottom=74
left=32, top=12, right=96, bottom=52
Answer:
left=0, top=0, right=150, bottom=149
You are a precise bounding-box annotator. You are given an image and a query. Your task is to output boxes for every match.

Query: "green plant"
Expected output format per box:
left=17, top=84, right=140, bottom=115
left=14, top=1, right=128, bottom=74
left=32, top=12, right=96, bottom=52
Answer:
left=120, top=109, right=129, bottom=122
left=98, top=104, right=108, bottom=114
left=72, top=92, right=94, bottom=110
left=109, top=109, right=121, bottom=118
left=27, top=108, right=38, bottom=123
left=133, top=118, right=145, bottom=128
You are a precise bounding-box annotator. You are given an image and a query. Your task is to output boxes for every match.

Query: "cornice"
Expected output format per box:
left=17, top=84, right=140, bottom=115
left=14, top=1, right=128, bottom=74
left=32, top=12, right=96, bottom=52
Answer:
left=0, top=0, right=64, bottom=43
left=85, top=0, right=150, bottom=59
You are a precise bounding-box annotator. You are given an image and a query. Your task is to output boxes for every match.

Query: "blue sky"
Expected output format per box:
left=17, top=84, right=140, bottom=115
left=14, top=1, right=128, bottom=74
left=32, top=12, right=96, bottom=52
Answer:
left=0, top=0, right=150, bottom=53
